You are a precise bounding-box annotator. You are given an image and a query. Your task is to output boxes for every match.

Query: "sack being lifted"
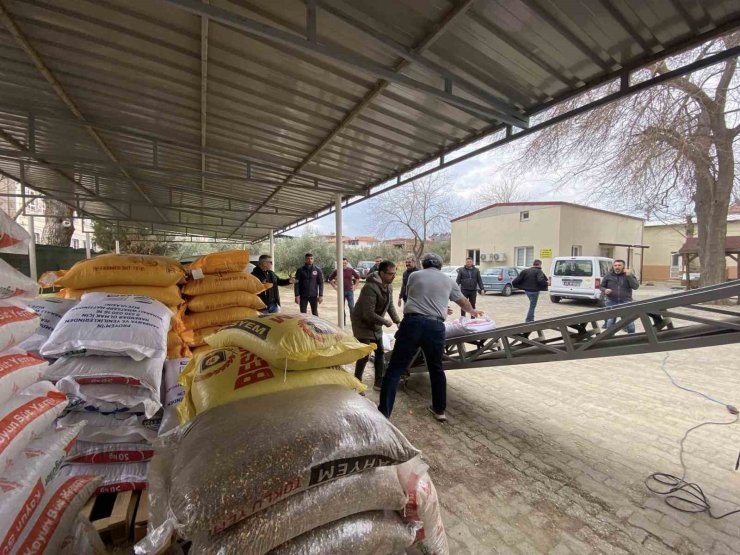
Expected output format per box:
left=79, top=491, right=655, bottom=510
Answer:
left=188, top=249, right=250, bottom=277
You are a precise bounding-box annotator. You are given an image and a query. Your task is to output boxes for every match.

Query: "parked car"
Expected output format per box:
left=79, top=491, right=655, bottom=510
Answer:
left=481, top=266, right=525, bottom=296
left=355, top=260, right=376, bottom=279
left=441, top=266, right=460, bottom=280
left=549, top=256, right=613, bottom=305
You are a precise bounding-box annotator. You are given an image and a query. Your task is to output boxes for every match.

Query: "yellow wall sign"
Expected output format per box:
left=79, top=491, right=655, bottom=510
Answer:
left=539, top=249, right=553, bottom=258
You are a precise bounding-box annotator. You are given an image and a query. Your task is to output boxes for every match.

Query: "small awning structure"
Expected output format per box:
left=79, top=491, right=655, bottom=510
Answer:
left=0, top=1, right=738, bottom=242
left=678, top=236, right=740, bottom=257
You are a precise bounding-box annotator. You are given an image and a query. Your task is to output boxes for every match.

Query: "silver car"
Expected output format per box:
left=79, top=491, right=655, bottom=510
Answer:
left=441, top=266, right=460, bottom=280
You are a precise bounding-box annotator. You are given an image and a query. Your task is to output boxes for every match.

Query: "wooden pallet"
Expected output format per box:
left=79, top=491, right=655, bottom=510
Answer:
left=82, top=490, right=139, bottom=545
left=133, top=491, right=149, bottom=543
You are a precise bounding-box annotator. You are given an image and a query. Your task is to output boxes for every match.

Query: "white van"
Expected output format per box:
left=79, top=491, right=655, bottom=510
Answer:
left=549, top=256, right=613, bottom=304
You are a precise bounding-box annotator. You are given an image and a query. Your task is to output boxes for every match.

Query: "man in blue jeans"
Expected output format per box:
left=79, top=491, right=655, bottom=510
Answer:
left=329, top=258, right=360, bottom=325
left=511, top=259, right=549, bottom=322
left=601, top=259, right=640, bottom=334
left=378, top=253, right=483, bottom=422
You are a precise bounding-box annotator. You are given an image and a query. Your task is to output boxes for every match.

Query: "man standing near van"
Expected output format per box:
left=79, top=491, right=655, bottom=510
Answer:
left=601, top=259, right=639, bottom=334
left=294, top=253, right=324, bottom=316
left=456, top=257, right=484, bottom=317
left=512, top=259, right=548, bottom=322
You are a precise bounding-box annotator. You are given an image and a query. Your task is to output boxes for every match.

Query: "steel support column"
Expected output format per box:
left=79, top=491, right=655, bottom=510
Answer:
left=269, top=229, right=275, bottom=268
left=27, top=215, right=37, bottom=281
left=85, top=233, right=91, bottom=259
left=335, top=193, right=344, bottom=329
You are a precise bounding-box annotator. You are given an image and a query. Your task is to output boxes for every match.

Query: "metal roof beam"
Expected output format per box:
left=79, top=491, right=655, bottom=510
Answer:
left=201, top=0, right=209, bottom=192
left=0, top=1, right=169, bottom=223
left=227, top=0, right=481, bottom=237
left=161, top=0, right=528, bottom=127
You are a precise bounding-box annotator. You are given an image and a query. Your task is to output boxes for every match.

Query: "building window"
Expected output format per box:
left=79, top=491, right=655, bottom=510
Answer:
left=73, top=239, right=79, bottom=249
left=467, top=249, right=480, bottom=265
left=34, top=232, right=40, bottom=243
left=571, top=245, right=582, bottom=256
left=515, top=246, right=534, bottom=267
left=520, top=211, right=529, bottom=221
left=600, top=246, right=614, bottom=258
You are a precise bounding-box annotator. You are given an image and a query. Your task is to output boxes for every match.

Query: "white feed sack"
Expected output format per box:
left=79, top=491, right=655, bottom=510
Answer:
left=0, top=258, right=37, bottom=299
left=159, top=358, right=189, bottom=435
left=0, top=300, right=40, bottom=352
left=58, top=461, right=149, bottom=494
left=0, top=208, right=31, bottom=255
left=0, top=348, right=48, bottom=405
left=18, top=298, right=78, bottom=353
left=56, top=411, right=160, bottom=444
left=47, top=355, right=165, bottom=418
left=41, top=293, right=171, bottom=360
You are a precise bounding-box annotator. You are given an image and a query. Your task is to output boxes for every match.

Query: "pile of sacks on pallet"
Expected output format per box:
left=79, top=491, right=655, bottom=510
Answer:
left=40, top=255, right=185, bottom=497
left=137, top=312, right=449, bottom=555
left=180, top=250, right=269, bottom=356
left=0, top=212, right=105, bottom=554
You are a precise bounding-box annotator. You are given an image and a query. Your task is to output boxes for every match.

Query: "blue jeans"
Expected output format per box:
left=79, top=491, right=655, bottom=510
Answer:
left=261, top=302, right=279, bottom=314
left=605, top=298, right=635, bottom=334
left=342, top=291, right=355, bottom=324
left=379, top=314, right=446, bottom=417
left=525, top=291, right=539, bottom=322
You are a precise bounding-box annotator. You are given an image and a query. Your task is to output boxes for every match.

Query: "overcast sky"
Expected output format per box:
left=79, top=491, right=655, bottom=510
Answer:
left=292, top=137, right=608, bottom=239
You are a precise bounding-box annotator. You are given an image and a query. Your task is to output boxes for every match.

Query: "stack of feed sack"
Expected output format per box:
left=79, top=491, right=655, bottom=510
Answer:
left=181, top=250, right=269, bottom=352
left=41, top=292, right=171, bottom=496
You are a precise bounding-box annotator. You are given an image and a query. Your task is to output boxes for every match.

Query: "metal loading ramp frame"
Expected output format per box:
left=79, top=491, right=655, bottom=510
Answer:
left=403, top=281, right=740, bottom=373
left=0, top=0, right=738, bottom=242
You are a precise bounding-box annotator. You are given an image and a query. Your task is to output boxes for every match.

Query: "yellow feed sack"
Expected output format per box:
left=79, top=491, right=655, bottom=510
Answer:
left=183, top=326, right=219, bottom=348
left=205, top=314, right=375, bottom=371
left=168, top=343, right=192, bottom=359
left=177, top=346, right=366, bottom=423
left=60, top=285, right=183, bottom=306
left=183, top=307, right=259, bottom=331
left=55, top=254, right=185, bottom=289
left=189, top=250, right=249, bottom=275
left=182, top=272, right=269, bottom=296
left=186, top=290, right=266, bottom=312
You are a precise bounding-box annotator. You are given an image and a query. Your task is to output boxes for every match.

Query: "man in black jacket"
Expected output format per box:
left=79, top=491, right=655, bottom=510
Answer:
left=601, top=259, right=640, bottom=334
left=251, top=254, right=294, bottom=313
left=397, top=256, right=418, bottom=308
left=455, top=257, right=484, bottom=317
left=512, top=259, right=548, bottom=322
left=294, top=253, right=324, bottom=316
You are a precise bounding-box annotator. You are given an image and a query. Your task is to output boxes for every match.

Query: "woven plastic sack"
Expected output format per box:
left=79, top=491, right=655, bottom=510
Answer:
left=189, top=250, right=249, bottom=276
left=0, top=209, right=31, bottom=254
left=0, top=348, right=47, bottom=405
left=57, top=411, right=160, bottom=444
left=38, top=270, right=65, bottom=289
left=398, top=458, right=449, bottom=555
left=0, top=300, right=40, bottom=352
left=444, top=317, right=496, bottom=339
left=182, top=272, right=269, bottom=296
left=0, top=381, right=68, bottom=470
left=0, top=423, right=83, bottom=552
left=58, top=461, right=148, bottom=494
left=66, top=440, right=154, bottom=464
left=17, top=297, right=78, bottom=353
left=270, top=511, right=417, bottom=555
left=206, top=314, right=375, bottom=371
left=167, top=331, right=192, bottom=359
left=191, top=466, right=407, bottom=554
left=187, top=290, right=266, bottom=312
left=59, top=513, right=107, bottom=555
left=0, top=258, right=37, bottom=299
left=145, top=386, right=419, bottom=541
left=41, top=293, right=171, bottom=360
left=10, top=474, right=100, bottom=555
left=183, top=326, right=217, bottom=348
left=177, top=346, right=366, bottom=423
left=60, top=284, right=183, bottom=306
left=160, top=358, right=189, bottom=434
left=55, top=254, right=185, bottom=289
left=57, top=377, right=161, bottom=418
left=183, top=307, right=259, bottom=331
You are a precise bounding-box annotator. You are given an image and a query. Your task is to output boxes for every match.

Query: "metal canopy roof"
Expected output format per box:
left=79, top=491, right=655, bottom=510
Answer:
left=0, top=0, right=738, bottom=241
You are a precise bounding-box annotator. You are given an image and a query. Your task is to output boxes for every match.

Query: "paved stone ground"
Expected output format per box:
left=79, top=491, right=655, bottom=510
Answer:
left=285, top=282, right=740, bottom=554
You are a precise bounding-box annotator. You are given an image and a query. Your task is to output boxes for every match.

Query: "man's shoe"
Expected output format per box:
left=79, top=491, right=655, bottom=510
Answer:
left=429, top=407, right=447, bottom=422
left=373, top=382, right=382, bottom=391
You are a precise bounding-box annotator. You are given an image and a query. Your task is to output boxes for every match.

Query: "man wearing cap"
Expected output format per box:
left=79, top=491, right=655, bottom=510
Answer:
left=378, top=252, right=483, bottom=422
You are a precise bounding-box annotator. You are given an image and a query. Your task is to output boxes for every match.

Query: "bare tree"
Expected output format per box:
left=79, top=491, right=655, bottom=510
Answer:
left=41, top=199, right=75, bottom=246
left=370, top=172, right=457, bottom=261
left=509, top=33, right=739, bottom=286
left=478, top=176, right=530, bottom=206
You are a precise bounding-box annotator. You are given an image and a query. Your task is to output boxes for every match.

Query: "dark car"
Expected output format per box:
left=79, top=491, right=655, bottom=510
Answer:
left=355, top=260, right=376, bottom=279
left=481, top=266, right=525, bottom=296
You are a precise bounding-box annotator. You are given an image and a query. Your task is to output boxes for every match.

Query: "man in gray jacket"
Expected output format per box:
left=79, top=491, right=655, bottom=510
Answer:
left=351, top=260, right=401, bottom=391
left=601, top=259, right=640, bottom=334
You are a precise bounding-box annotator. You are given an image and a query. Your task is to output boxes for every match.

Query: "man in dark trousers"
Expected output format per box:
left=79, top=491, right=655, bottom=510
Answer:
left=294, top=253, right=324, bottom=316
left=397, top=256, right=418, bottom=308
left=352, top=260, right=400, bottom=391
left=251, top=254, right=294, bottom=313
left=379, top=253, right=483, bottom=422
left=601, top=259, right=640, bottom=334
left=369, top=256, right=383, bottom=274
left=456, top=257, right=484, bottom=317
left=512, top=259, right=548, bottom=322
left=328, top=257, right=360, bottom=324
